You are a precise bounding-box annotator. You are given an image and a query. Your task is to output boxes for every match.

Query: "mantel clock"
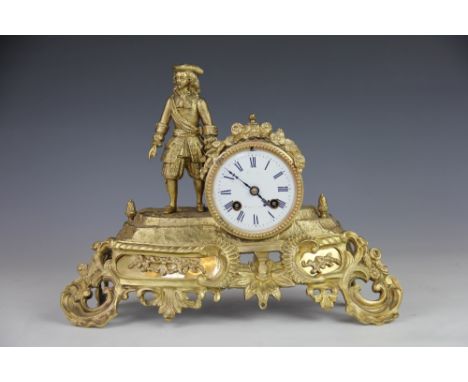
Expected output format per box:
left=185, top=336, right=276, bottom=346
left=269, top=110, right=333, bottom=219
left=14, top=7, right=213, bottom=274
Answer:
left=61, top=65, right=402, bottom=327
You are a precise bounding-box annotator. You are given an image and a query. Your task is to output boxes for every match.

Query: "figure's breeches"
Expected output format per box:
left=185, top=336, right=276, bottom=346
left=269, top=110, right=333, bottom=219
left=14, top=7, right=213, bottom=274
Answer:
left=162, top=158, right=202, bottom=180
left=160, top=134, right=205, bottom=180
left=162, top=135, right=204, bottom=162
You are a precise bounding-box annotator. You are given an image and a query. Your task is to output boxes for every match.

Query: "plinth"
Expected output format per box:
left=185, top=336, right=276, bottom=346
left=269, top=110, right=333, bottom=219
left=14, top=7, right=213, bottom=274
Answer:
left=60, top=205, right=402, bottom=327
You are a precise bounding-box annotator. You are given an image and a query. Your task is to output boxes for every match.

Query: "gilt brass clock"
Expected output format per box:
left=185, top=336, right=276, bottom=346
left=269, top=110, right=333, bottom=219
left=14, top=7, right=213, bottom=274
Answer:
left=61, top=65, right=402, bottom=327
left=205, top=140, right=304, bottom=240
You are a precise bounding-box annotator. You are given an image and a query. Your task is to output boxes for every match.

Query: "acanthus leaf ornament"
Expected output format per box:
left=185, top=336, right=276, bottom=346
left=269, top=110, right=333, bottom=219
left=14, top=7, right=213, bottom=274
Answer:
left=137, top=287, right=206, bottom=321
left=231, top=253, right=295, bottom=310
left=301, top=254, right=341, bottom=276
left=307, top=287, right=339, bottom=310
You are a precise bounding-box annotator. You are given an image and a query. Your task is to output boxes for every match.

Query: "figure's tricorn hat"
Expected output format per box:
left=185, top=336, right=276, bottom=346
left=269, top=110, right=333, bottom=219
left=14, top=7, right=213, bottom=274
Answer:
left=173, top=64, right=204, bottom=76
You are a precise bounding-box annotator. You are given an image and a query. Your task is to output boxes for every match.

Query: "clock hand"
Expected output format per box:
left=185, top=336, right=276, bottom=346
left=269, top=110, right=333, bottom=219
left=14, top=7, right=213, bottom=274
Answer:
left=257, top=193, right=270, bottom=207
left=226, top=169, right=273, bottom=208
left=226, top=169, right=251, bottom=189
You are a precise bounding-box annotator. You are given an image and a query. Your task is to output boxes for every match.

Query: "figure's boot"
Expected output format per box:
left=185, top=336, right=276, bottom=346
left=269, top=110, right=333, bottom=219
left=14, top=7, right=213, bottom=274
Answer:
left=194, top=179, right=205, bottom=212
left=163, top=179, right=178, bottom=214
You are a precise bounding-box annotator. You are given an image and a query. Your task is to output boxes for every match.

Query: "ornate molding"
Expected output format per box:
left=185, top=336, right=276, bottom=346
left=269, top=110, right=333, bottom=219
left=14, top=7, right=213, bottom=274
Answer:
left=113, top=241, right=208, bottom=254
left=128, top=255, right=205, bottom=276
left=307, top=286, right=339, bottom=310
left=301, top=254, right=341, bottom=276
left=280, top=231, right=402, bottom=324
left=231, top=255, right=294, bottom=310
left=61, top=216, right=402, bottom=326
left=281, top=233, right=343, bottom=283
left=137, top=287, right=207, bottom=320
left=60, top=239, right=127, bottom=328
left=339, top=231, right=403, bottom=325
left=201, top=114, right=305, bottom=178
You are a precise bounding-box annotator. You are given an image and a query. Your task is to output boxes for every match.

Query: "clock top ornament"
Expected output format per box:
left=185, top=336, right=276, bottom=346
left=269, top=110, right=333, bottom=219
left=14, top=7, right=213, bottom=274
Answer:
left=61, top=64, right=403, bottom=327
left=202, top=113, right=305, bottom=178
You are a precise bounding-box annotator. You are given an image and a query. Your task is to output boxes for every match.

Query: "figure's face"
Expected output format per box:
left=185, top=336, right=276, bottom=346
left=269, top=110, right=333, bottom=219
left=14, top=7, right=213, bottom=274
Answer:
left=175, top=72, right=189, bottom=90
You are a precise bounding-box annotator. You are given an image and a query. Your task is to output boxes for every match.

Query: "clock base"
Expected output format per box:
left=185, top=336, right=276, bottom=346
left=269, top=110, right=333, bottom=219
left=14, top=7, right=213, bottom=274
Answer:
left=60, top=203, right=402, bottom=327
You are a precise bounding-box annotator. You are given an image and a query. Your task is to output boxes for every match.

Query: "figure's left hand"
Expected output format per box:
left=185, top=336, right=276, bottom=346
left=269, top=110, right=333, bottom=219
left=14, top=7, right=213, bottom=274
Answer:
left=203, top=136, right=216, bottom=152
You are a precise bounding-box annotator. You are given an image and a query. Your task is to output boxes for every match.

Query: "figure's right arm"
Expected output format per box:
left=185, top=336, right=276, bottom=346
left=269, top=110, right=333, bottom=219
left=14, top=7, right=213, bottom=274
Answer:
left=152, top=98, right=172, bottom=147
left=149, top=98, right=172, bottom=159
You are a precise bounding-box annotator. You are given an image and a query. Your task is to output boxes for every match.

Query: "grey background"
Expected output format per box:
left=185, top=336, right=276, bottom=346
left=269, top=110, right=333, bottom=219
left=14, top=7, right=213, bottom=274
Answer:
left=1, top=36, right=467, bottom=346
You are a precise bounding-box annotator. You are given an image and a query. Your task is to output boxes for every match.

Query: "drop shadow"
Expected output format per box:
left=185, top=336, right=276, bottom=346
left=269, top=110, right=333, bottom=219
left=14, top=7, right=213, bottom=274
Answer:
left=108, top=291, right=355, bottom=328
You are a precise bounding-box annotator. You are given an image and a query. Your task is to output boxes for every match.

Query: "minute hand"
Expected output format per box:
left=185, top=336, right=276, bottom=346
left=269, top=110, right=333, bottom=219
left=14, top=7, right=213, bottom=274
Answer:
left=226, top=169, right=251, bottom=189
left=227, top=169, right=271, bottom=207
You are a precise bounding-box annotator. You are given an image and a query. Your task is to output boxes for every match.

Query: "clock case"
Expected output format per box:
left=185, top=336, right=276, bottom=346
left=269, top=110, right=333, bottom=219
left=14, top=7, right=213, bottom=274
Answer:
left=204, top=139, right=304, bottom=240
left=61, top=115, right=402, bottom=327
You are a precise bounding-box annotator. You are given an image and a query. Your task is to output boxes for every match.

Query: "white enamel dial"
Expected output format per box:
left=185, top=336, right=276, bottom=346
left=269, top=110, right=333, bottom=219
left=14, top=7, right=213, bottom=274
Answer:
left=206, top=141, right=303, bottom=239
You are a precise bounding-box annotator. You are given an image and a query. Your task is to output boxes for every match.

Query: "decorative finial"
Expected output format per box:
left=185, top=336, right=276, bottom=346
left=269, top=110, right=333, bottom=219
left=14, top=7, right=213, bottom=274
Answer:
left=126, top=199, right=137, bottom=221
left=318, top=193, right=329, bottom=218
left=249, top=113, right=257, bottom=124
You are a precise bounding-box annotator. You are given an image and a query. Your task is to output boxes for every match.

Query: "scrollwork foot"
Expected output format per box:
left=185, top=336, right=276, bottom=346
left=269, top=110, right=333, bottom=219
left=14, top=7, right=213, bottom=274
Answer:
left=60, top=263, right=120, bottom=328
left=60, top=239, right=121, bottom=328
left=339, top=232, right=403, bottom=325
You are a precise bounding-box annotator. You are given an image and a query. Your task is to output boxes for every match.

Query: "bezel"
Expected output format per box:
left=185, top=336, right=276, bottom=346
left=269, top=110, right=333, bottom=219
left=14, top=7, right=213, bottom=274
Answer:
left=205, top=140, right=304, bottom=240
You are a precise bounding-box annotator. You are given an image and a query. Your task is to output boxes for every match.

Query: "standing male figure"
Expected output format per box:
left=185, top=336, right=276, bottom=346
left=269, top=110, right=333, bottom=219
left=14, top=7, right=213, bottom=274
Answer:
left=148, top=64, right=217, bottom=214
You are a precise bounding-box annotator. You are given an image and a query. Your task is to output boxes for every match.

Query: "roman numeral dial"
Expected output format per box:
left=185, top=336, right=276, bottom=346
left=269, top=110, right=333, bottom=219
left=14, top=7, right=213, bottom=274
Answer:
left=206, top=141, right=303, bottom=240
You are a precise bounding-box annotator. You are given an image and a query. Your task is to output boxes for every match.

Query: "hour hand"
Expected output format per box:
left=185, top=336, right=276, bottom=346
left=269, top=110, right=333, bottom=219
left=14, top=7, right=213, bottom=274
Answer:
left=259, top=195, right=270, bottom=207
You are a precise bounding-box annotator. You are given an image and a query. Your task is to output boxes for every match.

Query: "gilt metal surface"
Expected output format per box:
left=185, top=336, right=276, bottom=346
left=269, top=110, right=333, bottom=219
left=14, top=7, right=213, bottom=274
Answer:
left=60, top=64, right=402, bottom=327
left=147, top=64, right=217, bottom=214
left=61, top=204, right=402, bottom=326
